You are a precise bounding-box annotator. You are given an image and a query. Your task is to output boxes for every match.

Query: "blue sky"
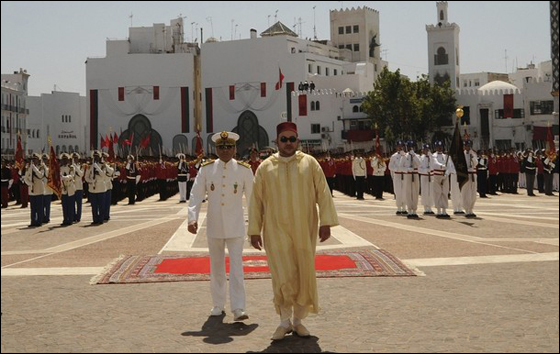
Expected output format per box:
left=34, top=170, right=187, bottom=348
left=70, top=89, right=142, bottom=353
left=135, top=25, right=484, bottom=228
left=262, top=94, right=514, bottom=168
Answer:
left=1, top=1, right=552, bottom=96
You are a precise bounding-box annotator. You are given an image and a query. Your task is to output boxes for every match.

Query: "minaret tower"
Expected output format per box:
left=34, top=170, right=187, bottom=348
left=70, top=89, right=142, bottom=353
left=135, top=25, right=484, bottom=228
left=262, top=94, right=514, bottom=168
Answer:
left=426, top=1, right=460, bottom=89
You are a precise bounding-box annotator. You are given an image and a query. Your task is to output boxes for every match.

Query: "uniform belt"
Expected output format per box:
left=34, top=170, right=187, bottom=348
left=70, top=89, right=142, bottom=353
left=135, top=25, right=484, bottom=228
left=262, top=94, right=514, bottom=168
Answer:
left=395, top=172, right=405, bottom=175
left=419, top=173, right=431, bottom=176
left=127, top=176, right=136, bottom=180
left=178, top=174, right=188, bottom=176
left=468, top=172, right=476, bottom=175
left=526, top=167, right=536, bottom=170
left=1, top=179, right=9, bottom=182
left=433, top=172, right=445, bottom=176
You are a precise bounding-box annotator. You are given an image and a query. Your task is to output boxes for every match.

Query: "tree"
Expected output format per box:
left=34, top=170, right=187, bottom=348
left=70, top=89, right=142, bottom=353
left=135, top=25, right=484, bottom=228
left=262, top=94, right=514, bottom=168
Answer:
left=362, top=68, right=456, bottom=145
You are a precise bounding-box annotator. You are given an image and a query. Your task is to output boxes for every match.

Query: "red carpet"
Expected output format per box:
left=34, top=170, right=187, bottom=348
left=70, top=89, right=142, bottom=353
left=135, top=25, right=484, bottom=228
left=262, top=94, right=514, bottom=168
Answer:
left=91, top=249, right=418, bottom=285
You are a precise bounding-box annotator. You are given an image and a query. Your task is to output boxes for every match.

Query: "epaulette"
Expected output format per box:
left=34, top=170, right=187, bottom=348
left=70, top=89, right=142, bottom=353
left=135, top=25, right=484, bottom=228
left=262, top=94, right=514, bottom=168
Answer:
left=237, top=161, right=251, bottom=169
left=201, top=160, right=215, bottom=167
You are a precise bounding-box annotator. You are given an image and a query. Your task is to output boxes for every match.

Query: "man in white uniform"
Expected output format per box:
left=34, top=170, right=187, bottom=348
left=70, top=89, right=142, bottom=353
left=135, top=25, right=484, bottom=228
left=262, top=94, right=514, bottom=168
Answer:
left=399, top=140, right=421, bottom=218
left=430, top=141, right=453, bottom=218
left=389, top=140, right=406, bottom=215
left=462, top=140, right=478, bottom=218
left=419, top=143, right=434, bottom=215
left=188, top=131, right=254, bottom=322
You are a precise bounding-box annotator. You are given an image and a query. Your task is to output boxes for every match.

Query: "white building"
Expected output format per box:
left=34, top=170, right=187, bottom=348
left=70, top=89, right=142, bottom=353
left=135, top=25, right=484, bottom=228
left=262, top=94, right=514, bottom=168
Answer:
left=1, top=69, right=29, bottom=157
left=428, top=2, right=558, bottom=151
left=26, top=91, right=87, bottom=155
left=87, top=7, right=387, bottom=156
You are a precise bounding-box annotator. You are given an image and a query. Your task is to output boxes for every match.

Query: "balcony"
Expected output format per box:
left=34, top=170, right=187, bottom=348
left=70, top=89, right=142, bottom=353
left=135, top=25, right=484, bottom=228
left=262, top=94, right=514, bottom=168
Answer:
left=344, top=129, right=374, bottom=142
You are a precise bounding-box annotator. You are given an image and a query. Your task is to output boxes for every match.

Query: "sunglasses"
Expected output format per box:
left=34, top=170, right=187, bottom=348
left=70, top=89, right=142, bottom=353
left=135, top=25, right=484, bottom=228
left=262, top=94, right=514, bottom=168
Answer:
left=279, top=136, right=298, bottom=143
left=217, top=145, right=234, bottom=150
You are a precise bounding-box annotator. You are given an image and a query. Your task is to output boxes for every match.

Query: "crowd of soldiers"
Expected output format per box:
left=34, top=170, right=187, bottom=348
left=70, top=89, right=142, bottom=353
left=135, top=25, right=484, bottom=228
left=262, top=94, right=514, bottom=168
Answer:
left=1, top=142, right=558, bottom=226
left=314, top=141, right=559, bottom=219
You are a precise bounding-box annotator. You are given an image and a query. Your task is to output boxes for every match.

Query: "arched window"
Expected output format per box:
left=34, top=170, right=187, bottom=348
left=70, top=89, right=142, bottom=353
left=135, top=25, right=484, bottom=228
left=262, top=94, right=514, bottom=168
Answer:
left=311, top=101, right=316, bottom=111
left=74, top=145, right=79, bottom=153
left=353, top=105, right=360, bottom=113
left=435, top=47, right=448, bottom=66
left=173, top=134, right=188, bottom=155
left=315, top=101, right=320, bottom=111
left=440, top=10, right=444, bottom=21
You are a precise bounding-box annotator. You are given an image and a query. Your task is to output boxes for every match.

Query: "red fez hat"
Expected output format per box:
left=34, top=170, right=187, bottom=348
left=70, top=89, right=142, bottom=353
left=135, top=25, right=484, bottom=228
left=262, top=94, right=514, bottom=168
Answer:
left=277, top=122, right=298, bottom=136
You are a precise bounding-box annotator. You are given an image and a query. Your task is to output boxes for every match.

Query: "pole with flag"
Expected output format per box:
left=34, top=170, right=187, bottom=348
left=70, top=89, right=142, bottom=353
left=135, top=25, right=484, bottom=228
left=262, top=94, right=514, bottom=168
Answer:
left=46, top=136, right=62, bottom=199
left=447, top=107, right=469, bottom=191
left=374, top=123, right=382, bottom=156
left=15, top=132, right=24, bottom=170
left=275, top=67, right=285, bottom=90
left=545, top=122, right=557, bottom=161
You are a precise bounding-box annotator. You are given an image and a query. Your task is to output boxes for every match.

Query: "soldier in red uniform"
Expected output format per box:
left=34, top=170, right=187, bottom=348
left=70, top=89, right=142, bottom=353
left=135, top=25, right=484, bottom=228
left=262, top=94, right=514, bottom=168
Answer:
left=248, top=148, right=262, bottom=175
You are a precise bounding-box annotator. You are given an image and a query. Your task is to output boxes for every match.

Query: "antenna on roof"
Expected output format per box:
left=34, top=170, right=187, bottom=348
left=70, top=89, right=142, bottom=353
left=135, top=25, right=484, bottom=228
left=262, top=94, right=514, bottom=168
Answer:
left=313, top=6, right=317, bottom=40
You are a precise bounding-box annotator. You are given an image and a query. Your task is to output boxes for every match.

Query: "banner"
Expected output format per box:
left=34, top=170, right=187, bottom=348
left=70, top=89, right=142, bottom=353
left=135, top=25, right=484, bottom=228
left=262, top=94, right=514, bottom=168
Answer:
left=448, top=122, right=468, bottom=191
left=47, top=145, right=62, bottom=199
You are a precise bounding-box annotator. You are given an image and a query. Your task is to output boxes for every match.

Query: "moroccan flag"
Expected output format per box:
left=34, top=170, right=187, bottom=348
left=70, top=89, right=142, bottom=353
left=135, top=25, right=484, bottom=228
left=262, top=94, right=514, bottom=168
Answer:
left=195, top=130, right=204, bottom=156
left=47, top=145, right=62, bottom=199
left=546, top=124, right=557, bottom=160
left=108, top=139, right=116, bottom=162
left=375, top=128, right=382, bottom=156
left=275, top=68, right=285, bottom=90
left=100, top=134, right=108, bottom=148
left=139, top=133, right=151, bottom=149
left=448, top=121, right=468, bottom=191
left=113, top=132, right=119, bottom=144
left=123, top=132, right=134, bottom=146
left=15, top=133, right=24, bottom=170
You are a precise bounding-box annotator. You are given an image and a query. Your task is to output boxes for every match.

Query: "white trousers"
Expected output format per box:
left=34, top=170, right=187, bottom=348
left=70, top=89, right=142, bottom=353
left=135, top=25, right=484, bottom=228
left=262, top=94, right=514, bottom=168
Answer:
left=207, top=237, right=246, bottom=312
left=420, top=175, right=433, bottom=210
left=280, top=303, right=309, bottom=321
left=450, top=174, right=463, bottom=212
left=461, top=174, right=478, bottom=214
left=553, top=173, right=559, bottom=192
left=392, top=173, right=406, bottom=210
left=178, top=181, right=187, bottom=201
left=431, top=175, right=449, bottom=210
left=403, top=174, right=420, bottom=213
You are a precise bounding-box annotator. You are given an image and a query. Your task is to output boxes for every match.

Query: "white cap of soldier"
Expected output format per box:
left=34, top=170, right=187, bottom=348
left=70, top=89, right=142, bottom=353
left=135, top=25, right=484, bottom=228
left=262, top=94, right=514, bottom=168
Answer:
left=211, top=131, right=239, bottom=147
left=176, top=153, right=186, bottom=159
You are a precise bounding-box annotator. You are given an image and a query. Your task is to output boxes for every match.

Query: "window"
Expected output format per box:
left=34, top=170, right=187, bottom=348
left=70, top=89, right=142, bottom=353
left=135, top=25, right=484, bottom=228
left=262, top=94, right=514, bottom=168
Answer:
left=311, top=124, right=321, bottom=134
left=68, top=115, right=71, bottom=123
left=334, top=69, right=338, bottom=76
left=308, top=64, right=313, bottom=73
left=317, top=66, right=321, bottom=75
left=495, top=109, right=525, bottom=119
left=346, top=44, right=352, bottom=51
left=338, top=45, right=345, bottom=49
left=353, top=44, right=360, bottom=52
left=346, top=26, right=352, bottom=34
left=311, top=101, right=316, bottom=111
left=315, top=101, right=320, bottom=111
left=353, top=106, right=360, bottom=113
left=338, top=27, right=344, bottom=35
left=353, top=25, right=359, bottom=33
left=530, top=101, right=554, bottom=115
left=434, top=47, right=448, bottom=65
left=460, top=106, right=471, bottom=125
left=326, top=68, right=330, bottom=76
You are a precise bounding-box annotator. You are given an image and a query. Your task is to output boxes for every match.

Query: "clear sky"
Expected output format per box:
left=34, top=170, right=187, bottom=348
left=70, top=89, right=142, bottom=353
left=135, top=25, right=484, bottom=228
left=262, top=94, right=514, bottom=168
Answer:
left=1, top=1, right=552, bottom=97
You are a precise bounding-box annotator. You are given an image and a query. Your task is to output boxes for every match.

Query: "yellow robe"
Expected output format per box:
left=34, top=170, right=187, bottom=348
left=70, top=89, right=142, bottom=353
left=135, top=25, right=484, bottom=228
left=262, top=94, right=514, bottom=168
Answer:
left=248, top=151, right=339, bottom=316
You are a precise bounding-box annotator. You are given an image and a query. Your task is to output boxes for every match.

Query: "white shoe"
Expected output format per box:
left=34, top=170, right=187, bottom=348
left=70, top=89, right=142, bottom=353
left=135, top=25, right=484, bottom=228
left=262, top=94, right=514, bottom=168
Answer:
left=210, top=306, right=224, bottom=316
left=233, top=309, right=249, bottom=321
left=271, top=325, right=293, bottom=341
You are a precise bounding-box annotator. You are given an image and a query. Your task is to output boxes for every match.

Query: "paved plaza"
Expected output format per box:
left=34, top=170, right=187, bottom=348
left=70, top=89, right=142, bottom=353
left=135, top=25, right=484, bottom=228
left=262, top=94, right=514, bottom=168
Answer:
left=1, top=191, right=558, bottom=353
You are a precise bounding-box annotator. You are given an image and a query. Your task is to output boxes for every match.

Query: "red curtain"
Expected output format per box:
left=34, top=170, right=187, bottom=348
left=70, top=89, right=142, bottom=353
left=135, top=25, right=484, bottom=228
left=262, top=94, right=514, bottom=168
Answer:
left=298, top=95, right=307, bottom=116
left=503, top=94, right=513, bottom=118
left=118, top=87, right=125, bottom=101
left=229, top=85, right=235, bottom=100
left=153, top=86, right=159, bottom=100
left=261, top=83, right=266, bottom=97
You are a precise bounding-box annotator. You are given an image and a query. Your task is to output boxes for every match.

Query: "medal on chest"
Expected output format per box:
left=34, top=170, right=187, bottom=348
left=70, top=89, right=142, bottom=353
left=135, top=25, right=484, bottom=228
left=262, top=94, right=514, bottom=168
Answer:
left=233, top=182, right=238, bottom=194
left=210, top=182, right=215, bottom=191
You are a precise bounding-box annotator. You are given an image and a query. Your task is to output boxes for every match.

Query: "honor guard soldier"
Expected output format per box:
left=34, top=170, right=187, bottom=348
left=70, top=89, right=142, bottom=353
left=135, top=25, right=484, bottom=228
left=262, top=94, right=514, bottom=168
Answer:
left=248, top=148, right=262, bottom=176
left=352, top=151, right=367, bottom=200
left=400, top=140, right=421, bottom=218
left=430, top=141, right=452, bottom=218
left=389, top=140, right=406, bottom=215
left=462, top=140, right=479, bottom=218
left=24, top=153, right=45, bottom=226
left=524, top=149, right=537, bottom=196
left=41, top=153, right=53, bottom=223
left=477, top=150, right=489, bottom=198
left=72, top=152, right=84, bottom=222
left=1, top=158, right=13, bottom=208
left=125, top=155, right=138, bottom=205
left=85, top=151, right=107, bottom=225
left=59, top=153, right=76, bottom=226
left=102, top=152, right=115, bottom=222
left=188, top=131, right=254, bottom=322
left=419, top=143, right=434, bottom=214
left=177, top=153, right=189, bottom=203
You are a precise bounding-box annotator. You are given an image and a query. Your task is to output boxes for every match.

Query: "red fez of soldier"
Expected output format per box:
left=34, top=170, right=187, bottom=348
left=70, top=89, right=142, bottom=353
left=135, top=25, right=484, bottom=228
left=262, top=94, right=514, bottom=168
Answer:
left=276, top=122, right=298, bottom=136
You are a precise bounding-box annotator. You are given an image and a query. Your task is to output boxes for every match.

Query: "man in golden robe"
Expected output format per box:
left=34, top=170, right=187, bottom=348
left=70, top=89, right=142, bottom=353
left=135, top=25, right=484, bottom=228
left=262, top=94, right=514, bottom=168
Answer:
left=248, top=122, right=339, bottom=341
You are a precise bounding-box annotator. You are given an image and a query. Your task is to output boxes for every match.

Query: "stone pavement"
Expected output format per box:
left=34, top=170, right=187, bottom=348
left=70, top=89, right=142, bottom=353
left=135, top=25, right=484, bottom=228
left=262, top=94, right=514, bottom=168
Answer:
left=1, top=191, right=558, bottom=352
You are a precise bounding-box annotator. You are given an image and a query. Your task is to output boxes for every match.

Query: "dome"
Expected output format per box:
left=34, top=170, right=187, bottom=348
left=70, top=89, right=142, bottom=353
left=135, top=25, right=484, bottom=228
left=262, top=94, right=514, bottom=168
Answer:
left=478, top=80, right=519, bottom=92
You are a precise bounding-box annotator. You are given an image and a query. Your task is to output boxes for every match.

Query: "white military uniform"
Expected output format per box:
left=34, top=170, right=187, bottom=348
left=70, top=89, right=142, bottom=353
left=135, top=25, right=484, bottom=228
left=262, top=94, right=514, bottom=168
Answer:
left=399, top=149, right=421, bottom=217
left=462, top=149, right=478, bottom=216
left=430, top=150, right=454, bottom=216
left=389, top=149, right=406, bottom=213
left=419, top=151, right=433, bottom=213
left=188, top=151, right=254, bottom=313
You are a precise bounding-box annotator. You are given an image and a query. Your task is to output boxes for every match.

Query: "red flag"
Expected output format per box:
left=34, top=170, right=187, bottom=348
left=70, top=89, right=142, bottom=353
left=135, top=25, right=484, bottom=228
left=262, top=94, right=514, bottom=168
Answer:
left=139, top=133, right=151, bottom=149
left=375, top=128, right=382, bottom=156
left=123, top=132, right=134, bottom=146
left=47, top=146, right=62, bottom=199
left=108, top=140, right=116, bottom=162
left=546, top=125, right=557, bottom=160
left=100, top=134, right=108, bottom=148
left=275, top=67, right=285, bottom=90
left=113, top=132, right=119, bottom=144
left=15, top=133, right=24, bottom=170
left=195, top=130, right=204, bottom=156
left=105, top=134, right=111, bottom=148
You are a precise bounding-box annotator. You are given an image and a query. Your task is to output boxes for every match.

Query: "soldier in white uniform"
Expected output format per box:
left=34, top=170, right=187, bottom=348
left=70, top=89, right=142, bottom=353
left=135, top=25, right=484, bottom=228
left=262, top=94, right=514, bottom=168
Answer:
left=188, top=131, right=254, bottom=322
left=399, top=140, right=421, bottom=218
left=430, top=141, right=452, bottom=218
left=419, top=143, right=434, bottom=215
left=24, top=153, right=45, bottom=227
left=85, top=151, right=108, bottom=225
left=389, top=140, right=406, bottom=215
left=59, top=153, right=76, bottom=226
left=72, top=152, right=84, bottom=223
left=352, top=151, right=367, bottom=200
left=41, top=153, right=54, bottom=224
left=462, top=140, right=479, bottom=218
